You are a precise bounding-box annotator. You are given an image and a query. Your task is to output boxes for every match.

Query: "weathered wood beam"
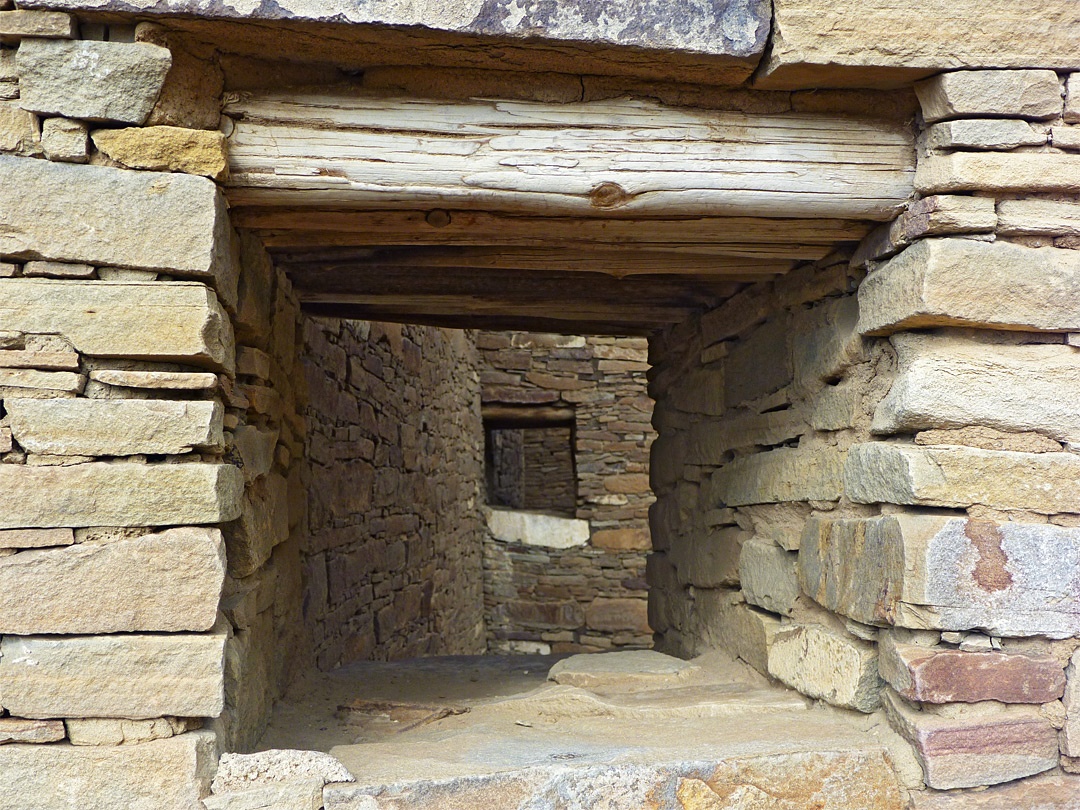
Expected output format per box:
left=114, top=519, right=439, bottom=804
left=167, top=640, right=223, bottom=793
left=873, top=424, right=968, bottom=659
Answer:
left=224, top=93, right=915, bottom=220
left=232, top=209, right=871, bottom=260
left=481, top=405, right=577, bottom=426
left=274, top=246, right=793, bottom=277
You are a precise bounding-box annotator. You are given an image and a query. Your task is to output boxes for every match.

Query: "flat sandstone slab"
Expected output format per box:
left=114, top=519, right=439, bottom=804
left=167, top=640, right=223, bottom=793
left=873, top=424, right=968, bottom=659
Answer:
left=0, top=461, right=243, bottom=528
left=548, top=650, right=699, bottom=691
left=760, top=0, right=1080, bottom=89
left=0, top=629, right=227, bottom=718
left=0, top=527, right=226, bottom=634
left=0, top=156, right=239, bottom=309
left=0, top=279, right=234, bottom=371
left=915, top=70, right=1063, bottom=123
left=0, top=730, right=216, bottom=810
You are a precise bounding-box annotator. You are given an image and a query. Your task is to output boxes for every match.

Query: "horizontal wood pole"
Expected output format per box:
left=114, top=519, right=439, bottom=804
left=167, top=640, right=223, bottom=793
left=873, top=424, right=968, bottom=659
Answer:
left=224, top=93, right=915, bottom=220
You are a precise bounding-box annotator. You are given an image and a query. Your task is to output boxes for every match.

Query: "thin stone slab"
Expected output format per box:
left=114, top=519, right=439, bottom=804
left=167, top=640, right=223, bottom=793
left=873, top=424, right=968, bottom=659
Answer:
left=485, top=508, right=589, bottom=549
left=0, top=462, right=243, bottom=528
left=758, top=0, right=1080, bottom=90
left=7, top=398, right=223, bottom=455
left=925, top=119, right=1046, bottom=150
left=17, top=39, right=170, bottom=124
left=872, top=333, right=1080, bottom=443
left=0, top=527, right=73, bottom=548
left=997, top=199, right=1080, bottom=236
left=0, top=730, right=216, bottom=810
left=0, top=279, right=234, bottom=371
left=709, top=445, right=845, bottom=506
left=883, top=690, right=1058, bottom=790
left=878, top=634, right=1065, bottom=704
left=0, top=9, right=74, bottom=40
left=90, top=368, right=218, bottom=389
left=548, top=651, right=699, bottom=691
left=204, top=781, right=324, bottom=810
left=0, top=157, right=240, bottom=310
left=858, top=239, right=1080, bottom=335
left=0, top=527, right=226, bottom=633
left=909, top=771, right=1080, bottom=809
left=915, top=70, right=1064, bottom=123
left=845, top=442, right=1080, bottom=514
left=213, top=750, right=354, bottom=793
left=738, top=536, right=799, bottom=616
left=0, top=628, right=227, bottom=718
left=800, top=514, right=1080, bottom=638
left=916, top=153, right=1080, bottom=194
left=0, top=717, right=65, bottom=744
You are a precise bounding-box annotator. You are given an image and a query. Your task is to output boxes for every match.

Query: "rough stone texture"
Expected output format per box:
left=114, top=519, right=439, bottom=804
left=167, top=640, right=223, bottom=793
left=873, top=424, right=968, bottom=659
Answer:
left=791, top=294, right=864, bottom=392
left=90, top=368, right=218, bottom=389
left=17, top=39, right=171, bottom=124
left=0, top=527, right=226, bottom=633
left=66, top=717, right=199, bottom=746
left=584, top=597, right=650, bottom=635
left=40, top=115, right=87, bottom=162
left=0, top=527, right=73, bottom=548
left=710, top=446, right=845, bottom=506
left=872, top=332, right=1080, bottom=443
left=303, top=318, right=486, bottom=668
left=0, top=157, right=240, bottom=310
left=22, top=259, right=94, bottom=278
left=692, top=592, right=781, bottom=676
left=915, top=426, right=1062, bottom=454
left=909, top=771, right=1080, bottom=809
left=0, top=462, right=243, bottom=528
left=0, top=730, right=216, bottom=810
left=0, top=628, right=226, bottom=718
left=6, top=397, right=223, bottom=455
left=916, top=70, right=1064, bottom=123
left=548, top=650, right=698, bottom=691
left=1063, top=648, right=1080, bottom=756
left=800, top=515, right=1080, bottom=638
left=0, top=98, right=42, bottom=155
left=92, top=125, right=228, bottom=179
left=485, top=508, right=589, bottom=550
left=0, top=717, right=65, bottom=744
left=926, top=119, right=1047, bottom=150
left=878, top=634, right=1066, bottom=704
left=997, top=199, right=1080, bottom=236
left=738, top=536, right=799, bottom=616
left=0, top=280, right=233, bottom=371
left=212, top=749, right=353, bottom=793
left=858, top=238, right=1080, bottom=335
left=760, top=0, right=1080, bottom=89
left=884, top=690, right=1059, bottom=789
left=205, top=780, right=324, bottom=810
left=916, top=153, right=1080, bottom=194
left=845, top=442, right=1080, bottom=514
left=0, top=9, right=74, bottom=40
left=1051, top=126, right=1080, bottom=150
left=768, top=622, right=882, bottom=712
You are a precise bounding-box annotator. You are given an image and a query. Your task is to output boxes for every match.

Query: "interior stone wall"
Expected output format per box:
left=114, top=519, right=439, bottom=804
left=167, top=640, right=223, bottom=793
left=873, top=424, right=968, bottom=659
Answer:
left=301, top=318, right=486, bottom=670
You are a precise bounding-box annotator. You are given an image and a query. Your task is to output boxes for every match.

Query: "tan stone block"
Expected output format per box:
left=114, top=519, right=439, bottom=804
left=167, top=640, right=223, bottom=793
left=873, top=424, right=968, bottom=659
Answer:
left=909, top=771, right=1080, bottom=809
left=590, top=527, right=651, bottom=551
left=233, top=423, right=277, bottom=481
left=800, top=514, right=1080, bottom=638
left=884, top=690, right=1058, bottom=789
left=0, top=527, right=225, bottom=633
left=668, top=527, right=744, bottom=589
left=224, top=473, right=291, bottom=577
left=768, top=622, right=881, bottom=711
left=0, top=462, right=243, bottom=528
left=916, top=70, right=1063, bottom=123
left=709, top=445, right=845, bottom=507
left=0, top=157, right=240, bottom=310
left=916, top=153, right=1080, bottom=194
left=872, top=332, right=1080, bottom=443
left=852, top=196, right=998, bottom=267
left=693, top=591, right=780, bottom=676
left=1067, top=74, right=1080, bottom=124
left=738, top=536, right=799, bottom=616
left=879, top=633, right=1065, bottom=705
left=926, top=119, right=1046, bottom=150
left=0, top=366, right=83, bottom=393
left=0, top=280, right=234, bottom=372
left=0, top=627, right=227, bottom=718
left=584, top=597, right=650, bottom=634
left=997, top=199, right=1080, bottom=237
left=0, top=527, right=73, bottom=548
left=845, top=442, right=1080, bottom=514
left=89, top=368, right=218, bottom=390
left=0, top=99, right=41, bottom=155
left=915, top=426, right=1062, bottom=454
left=40, top=116, right=87, bottom=162
left=0, top=9, right=75, bottom=41
left=66, top=717, right=198, bottom=746
left=857, top=239, right=1080, bottom=335
left=791, top=294, right=864, bottom=391
left=92, top=126, right=228, bottom=179
left=0, top=348, right=78, bottom=370
left=7, top=397, right=223, bottom=455
left=1051, top=126, right=1080, bottom=150
left=204, top=780, right=323, bottom=810
left=0, top=730, right=216, bottom=810
left=17, top=39, right=170, bottom=124
left=0, top=717, right=65, bottom=744
left=759, top=0, right=1080, bottom=90
left=811, top=381, right=859, bottom=431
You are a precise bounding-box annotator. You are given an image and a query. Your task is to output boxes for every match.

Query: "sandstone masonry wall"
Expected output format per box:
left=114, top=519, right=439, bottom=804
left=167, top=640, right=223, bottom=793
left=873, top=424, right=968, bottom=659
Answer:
left=301, top=317, right=486, bottom=670
left=648, top=68, right=1080, bottom=803
left=478, top=332, right=654, bottom=653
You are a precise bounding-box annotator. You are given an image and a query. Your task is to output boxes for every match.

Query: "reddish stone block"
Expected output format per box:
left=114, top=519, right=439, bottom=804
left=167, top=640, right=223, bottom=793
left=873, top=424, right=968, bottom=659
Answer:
left=880, top=636, right=1066, bottom=704
left=591, top=528, right=652, bottom=551
left=585, top=597, right=650, bottom=634
left=910, top=771, right=1080, bottom=808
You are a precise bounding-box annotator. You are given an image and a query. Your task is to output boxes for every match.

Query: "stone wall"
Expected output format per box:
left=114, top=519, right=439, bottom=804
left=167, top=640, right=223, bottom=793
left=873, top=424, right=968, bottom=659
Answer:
left=301, top=317, right=486, bottom=670
left=478, top=332, right=654, bottom=653
left=648, top=68, right=1080, bottom=801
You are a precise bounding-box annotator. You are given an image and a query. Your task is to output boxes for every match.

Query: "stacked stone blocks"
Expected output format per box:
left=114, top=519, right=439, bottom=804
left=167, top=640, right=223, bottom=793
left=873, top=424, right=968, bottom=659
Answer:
left=649, top=68, right=1080, bottom=799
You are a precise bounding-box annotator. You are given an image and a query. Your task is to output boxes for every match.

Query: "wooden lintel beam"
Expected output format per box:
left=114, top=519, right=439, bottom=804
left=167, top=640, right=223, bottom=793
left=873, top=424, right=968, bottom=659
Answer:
left=481, top=404, right=577, bottom=426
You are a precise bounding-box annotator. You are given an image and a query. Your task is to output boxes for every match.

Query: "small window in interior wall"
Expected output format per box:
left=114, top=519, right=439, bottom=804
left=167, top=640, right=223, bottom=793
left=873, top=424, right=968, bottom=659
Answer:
left=484, top=407, right=576, bottom=518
